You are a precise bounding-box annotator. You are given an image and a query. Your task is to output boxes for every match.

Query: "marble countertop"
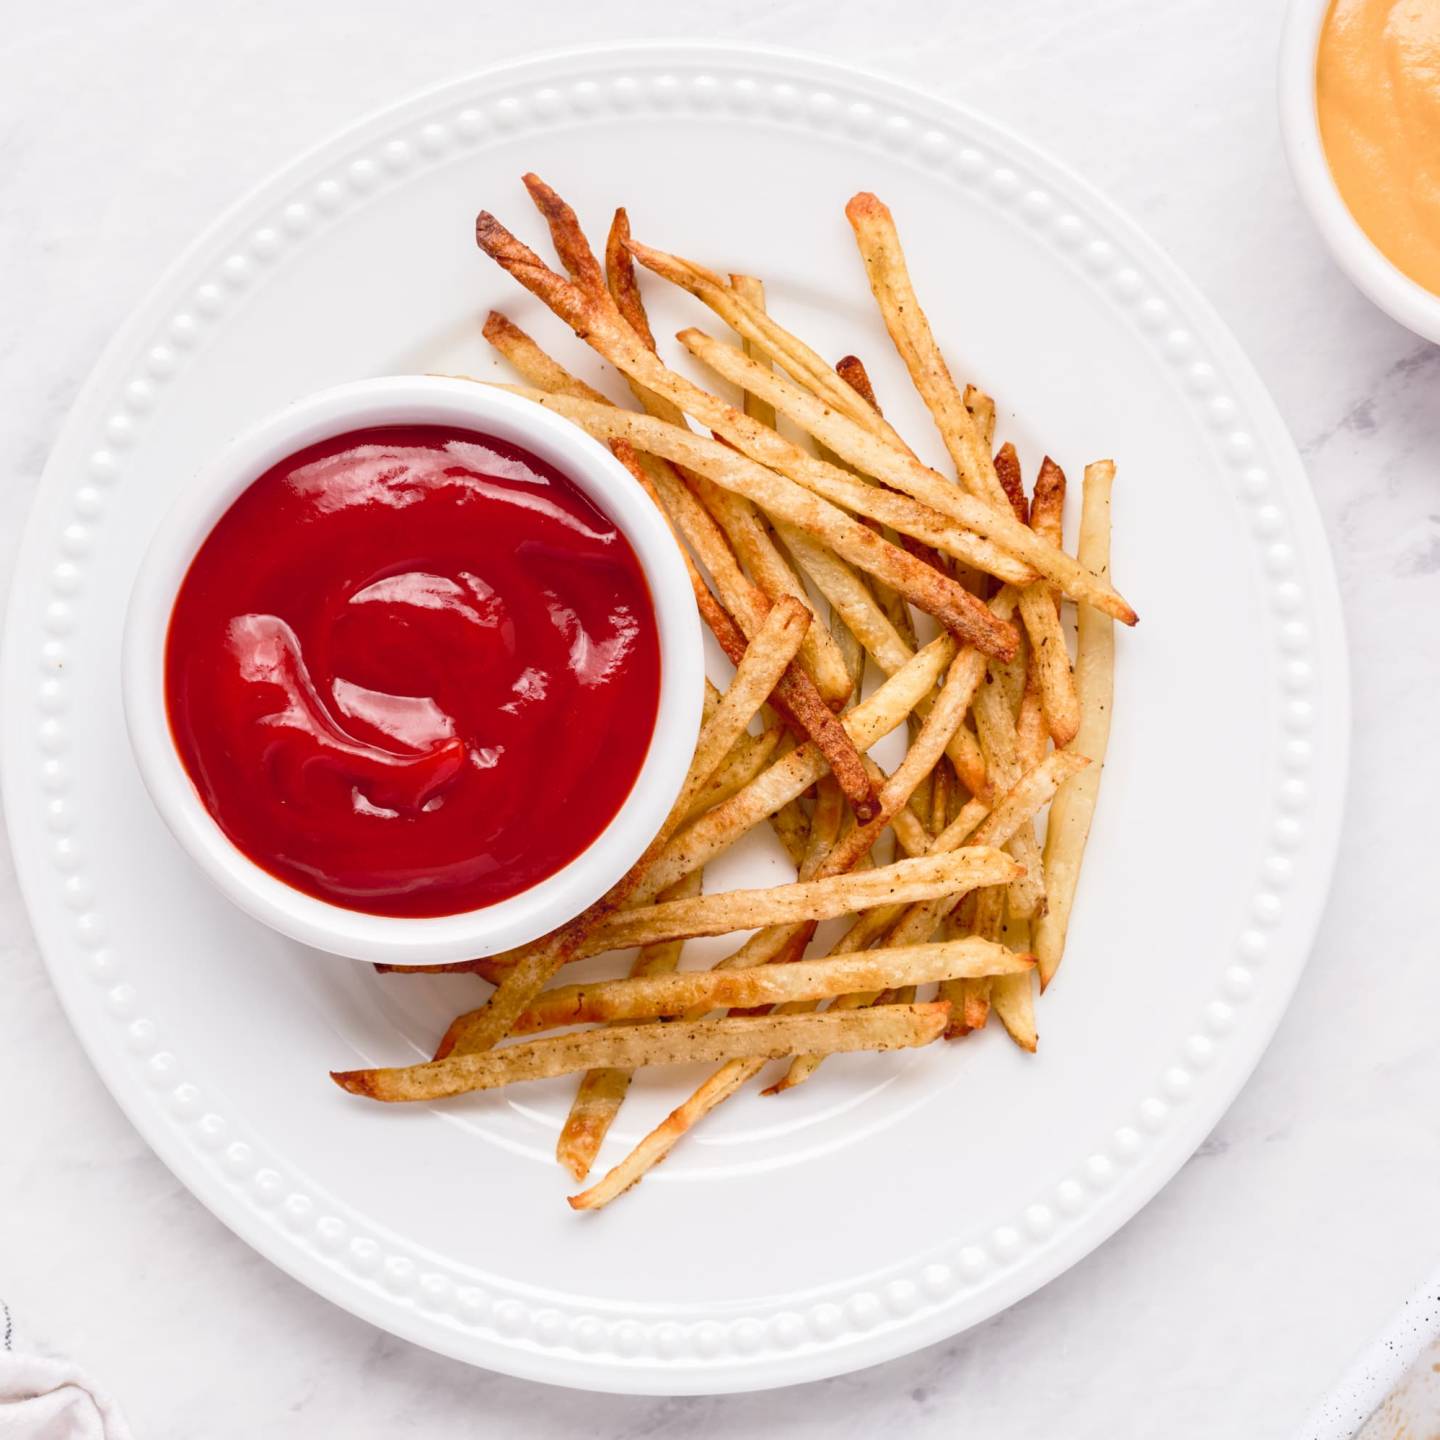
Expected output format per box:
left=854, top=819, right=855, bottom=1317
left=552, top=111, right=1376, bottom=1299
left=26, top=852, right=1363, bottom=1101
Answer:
left=3, top=2, right=1437, bottom=1435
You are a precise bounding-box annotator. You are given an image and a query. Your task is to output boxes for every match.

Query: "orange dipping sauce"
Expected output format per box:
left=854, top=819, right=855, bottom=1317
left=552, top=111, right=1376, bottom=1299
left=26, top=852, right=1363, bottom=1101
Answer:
left=1316, top=0, right=1440, bottom=295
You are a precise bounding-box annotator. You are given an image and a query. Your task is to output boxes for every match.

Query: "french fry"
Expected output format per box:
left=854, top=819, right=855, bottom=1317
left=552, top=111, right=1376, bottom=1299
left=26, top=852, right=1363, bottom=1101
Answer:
left=1034, top=461, right=1117, bottom=990
left=993, top=442, right=1029, bottom=525
left=834, top=355, right=922, bottom=653
left=973, top=660, right=1047, bottom=919
left=623, top=241, right=912, bottom=454
left=516, top=183, right=854, bottom=707
left=844, top=192, right=1014, bottom=515
left=639, top=634, right=955, bottom=896
left=545, top=846, right=1021, bottom=959
left=672, top=324, right=1136, bottom=624
left=556, top=867, right=703, bottom=1182
left=497, top=381, right=1025, bottom=651
left=474, top=207, right=1030, bottom=643
left=336, top=1003, right=950, bottom=1105
left=681, top=724, right=783, bottom=821
left=571, top=1055, right=762, bottom=1209
left=511, top=940, right=1030, bottom=1034
left=1018, top=456, right=1081, bottom=745
left=942, top=881, right=1004, bottom=1035
left=991, top=910, right=1038, bottom=1052
left=436, top=594, right=819, bottom=1056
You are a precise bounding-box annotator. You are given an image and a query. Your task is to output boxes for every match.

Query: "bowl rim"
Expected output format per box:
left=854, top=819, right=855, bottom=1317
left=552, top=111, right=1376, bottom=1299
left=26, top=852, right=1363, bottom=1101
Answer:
left=1278, top=0, right=1440, bottom=343
left=121, top=374, right=703, bottom=965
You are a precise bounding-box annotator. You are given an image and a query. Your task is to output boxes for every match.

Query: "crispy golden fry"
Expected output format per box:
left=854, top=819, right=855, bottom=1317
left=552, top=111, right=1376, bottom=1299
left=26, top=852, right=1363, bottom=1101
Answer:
left=973, top=656, right=1047, bottom=919
left=673, top=324, right=1135, bottom=624
left=943, top=883, right=1005, bottom=1036
left=497, top=379, right=1023, bottom=652
left=778, top=523, right=911, bottom=674
left=844, top=192, right=1014, bottom=515
left=573, top=846, right=1021, bottom=957
left=473, top=207, right=1027, bottom=647
left=670, top=596, right=810, bottom=818
left=701, top=280, right=853, bottom=704
left=993, top=442, right=1029, bottom=525
left=572, top=1055, right=763, bottom=1209
left=811, top=644, right=986, bottom=881
left=1015, top=663, right=1048, bottom=777
left=556, top=868, right=703, bottom=1182
left=880, top=750, right=1089, bottom=955
left=731, top=273, right=778, bottom=428
left=965, top=384, right=996, bottom=451
left=1018, top=457, right=1081, bottom=745
left=682, top=725, right=783, bottom=821
left=522, top=172, right=607, bottom=295
left=640, top=635, right=955, bottom=896
left=1034, top=461, right=1117, bottom=990
left=564, top=1003, right=948, bottom=1209
left=991, top=910, right=1038, bottom=1052
left=337, top=1003, right=950, bottom=1105
left=834, top=356, right=922, bottom=652
left=517, top=189, right=853, bottom=707
left=512, top=940, right=1030, bottom=1034
left=624, top=241, right=912, bottom=453
left=484, top=310, right=876, bottom=815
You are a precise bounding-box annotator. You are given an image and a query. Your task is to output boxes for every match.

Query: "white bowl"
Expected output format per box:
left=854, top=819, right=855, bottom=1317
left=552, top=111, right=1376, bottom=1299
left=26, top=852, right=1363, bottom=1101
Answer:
left=1279, top=0, right=1440, bottom=343
left=123, top=376, right=703, bottom=966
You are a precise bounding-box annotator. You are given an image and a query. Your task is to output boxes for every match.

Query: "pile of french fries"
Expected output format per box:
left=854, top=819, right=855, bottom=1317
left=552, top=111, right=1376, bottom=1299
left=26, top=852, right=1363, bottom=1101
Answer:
left=330, top=175, right=1135, bottom=1211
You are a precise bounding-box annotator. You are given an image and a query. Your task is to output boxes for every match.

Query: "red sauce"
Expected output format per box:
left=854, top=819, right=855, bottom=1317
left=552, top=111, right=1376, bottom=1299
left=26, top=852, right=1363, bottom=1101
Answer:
left=165, top=424, right=660, bottom=918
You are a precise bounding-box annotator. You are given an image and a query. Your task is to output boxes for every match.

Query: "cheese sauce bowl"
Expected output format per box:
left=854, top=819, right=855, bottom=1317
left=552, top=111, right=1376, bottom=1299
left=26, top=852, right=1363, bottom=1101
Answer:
left=122, top=376, right=704, bottom=966
left=1280, top=0, right=1440, bottom=342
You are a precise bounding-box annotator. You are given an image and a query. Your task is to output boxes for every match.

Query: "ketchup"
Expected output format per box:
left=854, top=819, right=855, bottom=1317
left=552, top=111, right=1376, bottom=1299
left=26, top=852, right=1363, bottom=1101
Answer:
left=165, top=424, right=660, bottom=918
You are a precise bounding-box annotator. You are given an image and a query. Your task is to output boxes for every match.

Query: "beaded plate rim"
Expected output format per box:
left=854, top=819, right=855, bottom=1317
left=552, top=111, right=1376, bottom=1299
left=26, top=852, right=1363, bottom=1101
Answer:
left=2, top=41, right=1349, bottom=1393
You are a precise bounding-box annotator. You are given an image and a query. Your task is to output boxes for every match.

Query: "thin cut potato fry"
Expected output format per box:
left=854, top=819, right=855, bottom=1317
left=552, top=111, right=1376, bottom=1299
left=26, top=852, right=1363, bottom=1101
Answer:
left=571, top=1056, right=764, bottom=1209
left=334, top=1003, right=950, bottom=1104
left=973, top=658, right=1047, bottom=919
left=517, top=183, right=853, bottom=707
left=682, top=724, right=783, bottom=821
left=991, top=911, right=1038, bottom=1052
left=776, top=521, right=912, bottom=676
left=993, top=442, right=1029, bottom=525
left=942, top=882, right=1005, bottom=1035
left=834, top=355, right=922, bottom=653
left=1034, top=461, right=1117, bottom=990
left=556, top=868, right=702, bottom=1182
left=1018, top=456, right=1081, bottom=745
left=844, top=192, right=1015, bottom=515
left=965, top=385, right=996, bottom=451
left=674, top=324, right=1136, bottom=624
left=880, top=750, right=1089, bottom=954
left=435, top=593, right=815, bottom=1057
left=563, top=846, right=1021, bottom=959
left=511, top=940, right=1030, bottom=1034
left=473, top=208, right=1029, bottom=645
left=640, top=634, right=956, bottom=896
left=669, top=596, right=811, bottom=821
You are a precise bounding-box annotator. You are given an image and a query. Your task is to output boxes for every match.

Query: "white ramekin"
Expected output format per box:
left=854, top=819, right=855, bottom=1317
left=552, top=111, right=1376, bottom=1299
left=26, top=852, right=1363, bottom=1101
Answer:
left=123, top=376, right=703, bottom=966
left=1279, top=0, right=1440, bottom=343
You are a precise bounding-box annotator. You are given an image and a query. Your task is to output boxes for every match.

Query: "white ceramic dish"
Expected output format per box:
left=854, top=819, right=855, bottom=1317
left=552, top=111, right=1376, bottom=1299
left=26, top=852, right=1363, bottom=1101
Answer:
left=121, top=375, right=702, bottom=966
left=1, top=43, right=1348, bottom=1393
left=1279, top=0, right=1440, bottom=343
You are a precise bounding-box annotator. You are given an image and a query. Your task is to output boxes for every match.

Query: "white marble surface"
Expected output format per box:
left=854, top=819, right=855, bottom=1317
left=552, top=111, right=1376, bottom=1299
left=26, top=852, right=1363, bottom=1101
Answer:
left=2, top=1, right=1437, bottom=1435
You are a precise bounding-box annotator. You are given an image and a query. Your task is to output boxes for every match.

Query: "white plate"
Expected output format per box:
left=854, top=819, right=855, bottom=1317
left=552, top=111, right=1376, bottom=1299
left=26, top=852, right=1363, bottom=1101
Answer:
left=1, top=43, right=1348, bottom=1394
